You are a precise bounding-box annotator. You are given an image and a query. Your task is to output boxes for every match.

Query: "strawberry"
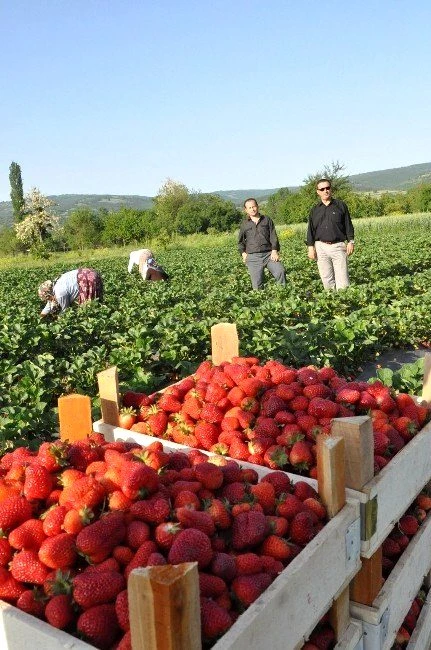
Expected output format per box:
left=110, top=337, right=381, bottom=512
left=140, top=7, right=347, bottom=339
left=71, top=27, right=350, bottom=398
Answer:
left=68, top=440, right=101, bottom=472
left=232, top=510, right=268, bottom=550
left=194, top=462, right=223, bottom=490
left=45, top=593, right=75, bottom=629
left=308, top=397, right=339, bottom=419
left=253, top=417, right=280, bottom=438
left=37, top=441, right=69, bottom=472
left=182, top=394, right=203, bottom=420
left=73, top=570, right=126, bottom=608
left=59, top=475, right=106, bottom=511
left=373, top=430, right=389, bottom=455
left=261, top=535, right=293, bottom=561
left=263, top=445, right=288, bottom=469
left=231, top=573, right=272, bottom=608
left=195, top=421, right=220, bottom=450
left=16, top=588, right=46, bottom=618
left=204, top=498, right=232, bottom=530
left=0, top=496, right=33, bottom=532
left=10, top=549, right=50, bottom=584
left=120, top=462, right=159, bottom=499
left=211, top=552, right=237, bottom=582
left=154, top=521, right=182, bottom=550
left=335, top=388, right=361, bottom=405
left=77, top=604, right=120, bottom=649
left=261, top=471, right=292, bottom=496
left=146, top=406, right=169, bottom=436
left=0, top=535, right=13, bottom=566
left=289, top=441, right=313, bottom=470
left=122, top=391, right=150, bottom=409
left=38, top=533, right=77, bottom=569
left=200, top=596, right=233, bottom=641
left=118, top=407, right=137, bottom=430
left=0, top=566, right=26, bottom=601
left=124, top=540, right=158, bottom=578
left=168, top=528, right=213, bottom=568
left=303, top=498, right=327, bottom=520
left=235, top=552, right=263, bottom=575
left=250, top=482, right=276, bottom=513
left=239, top=377, right=265, bottom=397
left=176, top=507, right=215, bottom=536
left=199, top=572, right=227, bottom=598
left=9, top=519, right=46, bottom=550
left=289, top=511, right=315, bottom=545
left=276, top=494, right=305, bottom=519
left=115, top=589, right=130, bottom=631
left=398, top=514, right=419, bottom=536
left=309, top=624, right=336, bottom=649
left=42, top=505, right=68, bottom=537
left=228, top=438, right=250, bottom=461
left=130, top=497, right=170, bottom=524
left=293, top=481, right=317, bottom=500
left=76, top=512, right=126, bottom=563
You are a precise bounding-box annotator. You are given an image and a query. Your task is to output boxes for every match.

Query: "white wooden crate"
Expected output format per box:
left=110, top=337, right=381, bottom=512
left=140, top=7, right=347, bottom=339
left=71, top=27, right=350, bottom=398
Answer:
left=94, top=421, right=362, bottom=650
left=407, top=588, right=431, bottom=649
left=350, top=511, right=431, bottom=650
left=93, top=418, right=431, bottom=560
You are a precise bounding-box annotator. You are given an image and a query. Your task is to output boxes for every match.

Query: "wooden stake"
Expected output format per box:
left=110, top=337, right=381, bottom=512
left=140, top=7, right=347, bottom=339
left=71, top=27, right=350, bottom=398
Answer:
left=97, top=366, right=120, bottom=426
left=350, top=547, right=382, bottom=606
left=128, top=563, right=201, bottom=650
left=317, top=434, right=349, bottom=641
left=58, top=394, right=92, bottom=441
left=331, top=416, right=374, bottom=491
left=317, top=434, right=346, bottom=518
left=422, top=352, right=431, bottom=403
left=211, top=323, right=239, bottom=366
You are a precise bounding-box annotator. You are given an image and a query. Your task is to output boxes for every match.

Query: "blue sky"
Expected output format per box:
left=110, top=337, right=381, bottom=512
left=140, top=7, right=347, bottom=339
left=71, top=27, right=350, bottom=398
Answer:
left=1, top=0, right=430, bottom=201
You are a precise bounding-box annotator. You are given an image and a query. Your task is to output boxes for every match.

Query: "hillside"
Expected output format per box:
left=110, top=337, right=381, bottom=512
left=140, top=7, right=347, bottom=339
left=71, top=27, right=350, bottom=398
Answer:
left=1, top=162, right=431, bottom=227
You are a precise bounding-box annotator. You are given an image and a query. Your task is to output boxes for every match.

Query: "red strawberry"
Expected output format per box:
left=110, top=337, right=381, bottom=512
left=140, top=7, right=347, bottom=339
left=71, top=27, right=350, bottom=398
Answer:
left=0, top=496, right=33, bottom=532
left=250, top=482, right=276, bottom=514
left=168, top=528, right=213, bottom=568
left=276, top=494, right=305, bottom=519
left=263, top=445, right=288, bottom=469
left=122, top=391, right=150, bottom=409
left=157, top=392, right=182, bottom=413
left=77, top=604, right=120, bottom=649
left=10, top=549, right=50, bottom=584
left=293, top=481, right=317, bottom=500
left=182, top=394, right=203, bottom=420
left=115, top=589, right=130, bottom=631
left=130, top=497, right=170, bottom=525
left=16, top=588, right=46, bottom=618
left=146, top=406, right=169, bottom=436
left=199, top=572, right=227, bottom=598
left=373, top=430, right=389, bottom=455
left=289, top=511, right=315, bottom=545
left=0, top=536, right=13, bottom=566
left=73, top=570, right=125, bottom=608
left=195, top=421, right=220, bottom=450
left=76, top=512, right=126, bottom=563
left=289, top=441, right=313, bottom=470
left=261, top=471, right=292, bottom=496
left=204, top=498, right=232, bottom=530
left=9, top=519, right=46, bottom=550
left=261, top=535, right=293, bottom=561
left=194, top=462, right=223, bottom=490
left=154, top=522, right=182, bottom=550
left=200, top=596, right=233, bottom=640
left=235, top=552, right=263, bottom=575
left=231, top=573, right=272, bottom=608
left=232, top=510, right=268, bottom=550
left=120, top=462, right=159, bottom=499
left=45, top=593, right=75, bottom=629
left=37, top=441, right=69, bottom=472
left=38, top=533, right=77, bottom=569
left=176, top=507, right=215, bottom=536
left=398, top=514, right=419, bottom=536
left=211, top=552, right=237, bottom=582
left=124, top=540, right=158, bottom=578
left=42, top=505, right=68, bottom=537
left=239, top=377, right=265, bottom=397
left=308, top=397, right=339, bottom=419
left=59, top=475, right=106, bottom=511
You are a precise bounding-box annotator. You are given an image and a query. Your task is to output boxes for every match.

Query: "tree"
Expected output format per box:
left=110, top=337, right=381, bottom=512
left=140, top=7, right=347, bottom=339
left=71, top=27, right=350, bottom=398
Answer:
left=14, top=188, right=59, bottom=253
left=302, top=161, right=352, bottom=201
left=9, top=162, right=25, bottom=223
left=153, top=179, right=189, bottom=234
left=62, top=207, right=103, bottom=250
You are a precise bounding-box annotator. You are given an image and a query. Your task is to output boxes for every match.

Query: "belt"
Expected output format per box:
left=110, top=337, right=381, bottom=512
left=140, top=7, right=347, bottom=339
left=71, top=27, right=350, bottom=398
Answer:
left=318, top=240, right=342, bottom=245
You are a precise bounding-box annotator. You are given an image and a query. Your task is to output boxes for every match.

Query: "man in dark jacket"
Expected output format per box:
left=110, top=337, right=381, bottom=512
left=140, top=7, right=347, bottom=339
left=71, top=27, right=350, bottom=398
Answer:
left=306, top=179, right=355, bottom=289
left=238, top=198, right=286, bottom=290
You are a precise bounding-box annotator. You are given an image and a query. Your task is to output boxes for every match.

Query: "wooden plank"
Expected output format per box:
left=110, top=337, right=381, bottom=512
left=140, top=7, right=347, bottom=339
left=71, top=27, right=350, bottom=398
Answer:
left=58, top=394, right=92, bottom=442
left=331, top=417, right=374, bottom=491
left=422, top=352, right=431, bottom=403
left=128, top=563, right=201, bottom=650
left=334, top=620, right=363, bottom=650
left=97, top=366, right=120, bottom=426
left=350, top=547, right=382, bottom=608
left=317, top=435, right=346, bottom=518
left=330, top=587, right=351, bottom=643
left=211, top=323, right=239, bottom=366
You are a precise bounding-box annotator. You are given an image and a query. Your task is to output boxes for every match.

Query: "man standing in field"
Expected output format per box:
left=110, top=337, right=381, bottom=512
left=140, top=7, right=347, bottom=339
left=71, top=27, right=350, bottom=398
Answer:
left=238, top=198, right=286, bottom=290
left=306, top=179, right=355, bottom=289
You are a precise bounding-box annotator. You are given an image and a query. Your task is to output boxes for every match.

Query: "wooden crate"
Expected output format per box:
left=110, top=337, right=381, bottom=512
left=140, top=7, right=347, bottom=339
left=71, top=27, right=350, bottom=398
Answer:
left=350, top=512, right=431, bottom=650
left=335, top=620, right=363, bottom=650
left=92, top=420, right=361, bottom=650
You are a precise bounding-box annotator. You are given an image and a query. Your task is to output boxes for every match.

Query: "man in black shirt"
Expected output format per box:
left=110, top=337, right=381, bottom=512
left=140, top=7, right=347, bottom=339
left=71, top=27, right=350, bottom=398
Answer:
left=306, top=179, right=354, bottom=289
left=238, top=198, right=286, bottom=290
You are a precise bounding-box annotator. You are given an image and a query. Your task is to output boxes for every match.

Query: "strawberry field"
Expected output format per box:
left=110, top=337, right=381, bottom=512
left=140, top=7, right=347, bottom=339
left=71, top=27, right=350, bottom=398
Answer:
left=1, top=214, right=431, bottom=449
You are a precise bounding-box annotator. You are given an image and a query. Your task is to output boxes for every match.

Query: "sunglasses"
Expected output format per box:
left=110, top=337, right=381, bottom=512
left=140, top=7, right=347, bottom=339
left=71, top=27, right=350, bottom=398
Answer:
left=317, top=186, right=331, bottom=192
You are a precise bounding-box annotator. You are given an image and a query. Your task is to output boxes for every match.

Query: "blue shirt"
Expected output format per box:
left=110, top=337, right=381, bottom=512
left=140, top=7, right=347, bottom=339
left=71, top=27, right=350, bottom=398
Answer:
left=41, top=270, right=79, bottom=314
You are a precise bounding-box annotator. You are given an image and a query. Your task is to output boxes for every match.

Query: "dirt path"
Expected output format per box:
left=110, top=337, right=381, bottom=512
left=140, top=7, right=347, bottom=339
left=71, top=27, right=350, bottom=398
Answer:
left=355, top=345, right=429, bottom=381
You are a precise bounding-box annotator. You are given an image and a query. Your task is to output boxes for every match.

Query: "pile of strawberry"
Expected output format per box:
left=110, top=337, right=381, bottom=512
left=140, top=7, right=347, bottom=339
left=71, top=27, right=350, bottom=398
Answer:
left=300, top=616, right=336, bottom=649
left=392, top=585, right=429, bottom=649
left=0, top=433, right=329, bottom=649
left=382, top=490, right=431, bottom=580
left=122, top=357, right=431, bottom=477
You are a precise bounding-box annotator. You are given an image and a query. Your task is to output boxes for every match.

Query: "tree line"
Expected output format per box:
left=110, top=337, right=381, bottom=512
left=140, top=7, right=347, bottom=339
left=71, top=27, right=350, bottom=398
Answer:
left=2, top=161, right=431, bottom=257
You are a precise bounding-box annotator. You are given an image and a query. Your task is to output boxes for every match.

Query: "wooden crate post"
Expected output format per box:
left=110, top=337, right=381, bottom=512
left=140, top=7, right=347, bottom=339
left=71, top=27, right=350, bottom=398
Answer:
left=211, top=323, right=239, bottom=366
left=58, top=394, right=92, bottom=442
left=128, top=563, right=201, bottom=650
left=422, top=352, right=431, bottom=403
left=97, top=366, right=120, bottom=426
left=331, top=416, right=381, bottom=606
left=317, top=435, right=350, bottom=640
left=330, top=416, right=374, bottom=491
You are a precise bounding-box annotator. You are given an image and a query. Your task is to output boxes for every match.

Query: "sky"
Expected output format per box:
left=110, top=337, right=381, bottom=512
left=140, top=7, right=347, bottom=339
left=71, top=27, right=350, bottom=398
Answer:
left=1, top=0, right=430, bottom=201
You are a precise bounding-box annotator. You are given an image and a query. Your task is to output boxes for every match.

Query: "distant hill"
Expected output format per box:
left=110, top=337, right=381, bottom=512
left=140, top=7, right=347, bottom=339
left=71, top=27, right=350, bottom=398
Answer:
left=1, top=162, right=431, bottom=227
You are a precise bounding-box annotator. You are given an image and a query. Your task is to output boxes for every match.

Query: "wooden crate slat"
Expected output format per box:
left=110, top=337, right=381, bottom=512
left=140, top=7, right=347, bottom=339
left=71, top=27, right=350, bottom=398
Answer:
left=406, top=587, right=431, bottom=649
left=334, top=620, right=363, bottom=650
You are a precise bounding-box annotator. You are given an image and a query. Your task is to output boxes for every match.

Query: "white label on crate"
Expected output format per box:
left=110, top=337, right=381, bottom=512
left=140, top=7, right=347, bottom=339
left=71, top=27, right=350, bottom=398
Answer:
left=345, top=518, right=361, bottom=573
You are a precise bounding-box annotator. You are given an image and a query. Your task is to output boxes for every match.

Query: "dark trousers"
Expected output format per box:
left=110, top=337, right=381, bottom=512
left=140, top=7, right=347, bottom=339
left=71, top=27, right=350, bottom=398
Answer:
left=246, top=252, right=286, bottom=290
